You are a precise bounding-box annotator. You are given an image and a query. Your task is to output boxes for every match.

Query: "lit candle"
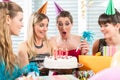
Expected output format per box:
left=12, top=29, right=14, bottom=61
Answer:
left=61, top=48, right=64, bottom=58
left=58, top=48, right=61, bottom=58
left=53, top=48, right=57, bottom=59
left=65, top=48, right=68, bottom=58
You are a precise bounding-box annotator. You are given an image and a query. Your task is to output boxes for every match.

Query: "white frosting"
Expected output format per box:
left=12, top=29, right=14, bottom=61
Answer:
left=43, top=56, right=78, bottom=69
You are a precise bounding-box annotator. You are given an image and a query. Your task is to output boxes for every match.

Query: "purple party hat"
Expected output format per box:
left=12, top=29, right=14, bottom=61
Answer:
left=54, top=2, right=63, bottom=15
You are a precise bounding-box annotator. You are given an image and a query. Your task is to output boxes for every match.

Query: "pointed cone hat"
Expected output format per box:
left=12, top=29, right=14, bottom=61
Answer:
left=105, top=0, right=115, bottom=15
left=54, top=2, right=63, bottom=15
left=37, top=1, right=48, bottom=14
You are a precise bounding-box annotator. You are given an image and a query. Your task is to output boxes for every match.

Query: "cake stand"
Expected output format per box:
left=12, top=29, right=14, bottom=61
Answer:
left=43, top=63, right=83, bottom=75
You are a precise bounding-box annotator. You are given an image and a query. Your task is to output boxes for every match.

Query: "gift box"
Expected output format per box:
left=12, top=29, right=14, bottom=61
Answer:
left=78, top=55, right=112, bottom=73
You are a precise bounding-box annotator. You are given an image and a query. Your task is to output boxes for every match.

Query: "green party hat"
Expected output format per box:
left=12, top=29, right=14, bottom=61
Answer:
left=105, top=0, right=115, bottom=15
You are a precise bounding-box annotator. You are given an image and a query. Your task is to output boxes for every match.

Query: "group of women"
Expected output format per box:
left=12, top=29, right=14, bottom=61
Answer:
left=1, top=0, right=120, bottom=79
left=0, top=1, right=89, bottom=79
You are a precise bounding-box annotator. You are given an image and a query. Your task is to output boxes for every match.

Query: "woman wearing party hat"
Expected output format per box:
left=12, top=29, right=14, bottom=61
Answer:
left=49, top=2, right=91, bottom=59
left=18, top=1, right=52, bottom=75
left=92, top=0, right=120, bottom=56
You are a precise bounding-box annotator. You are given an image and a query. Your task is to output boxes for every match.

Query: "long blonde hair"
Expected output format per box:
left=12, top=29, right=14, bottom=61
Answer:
left=27, top=12, right=51, bottom=59
left=0, top=1, right=23, bottom=72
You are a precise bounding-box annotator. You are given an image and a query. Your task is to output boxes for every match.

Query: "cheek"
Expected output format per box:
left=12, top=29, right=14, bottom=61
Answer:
left=34, top=28, right=39, bottom=34
left=58, top=27, right=62, bottom=31
left=66, top=27, right=71, bottom=32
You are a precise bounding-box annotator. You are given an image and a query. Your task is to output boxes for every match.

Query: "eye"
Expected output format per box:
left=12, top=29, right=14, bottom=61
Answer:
left=46, top=24, right=48, bottom=27
left=104, top=24, right=108, bottom=27
left=39, top=23, right=44, bottom=27
left=65, top=22, right=70, bottom=26
left=20, top=18, right=23, bottom=22
left=58, top=22, right=63, bottom=26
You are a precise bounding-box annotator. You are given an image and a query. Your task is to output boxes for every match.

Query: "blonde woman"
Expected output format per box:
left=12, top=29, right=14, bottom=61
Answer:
left=18, top=12, right=52, bottom=75
left=0, top=1, right=23, bottom=79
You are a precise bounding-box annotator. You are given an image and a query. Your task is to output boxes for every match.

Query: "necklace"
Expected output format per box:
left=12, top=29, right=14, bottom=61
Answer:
left=34, top=43, right=43, bottom=49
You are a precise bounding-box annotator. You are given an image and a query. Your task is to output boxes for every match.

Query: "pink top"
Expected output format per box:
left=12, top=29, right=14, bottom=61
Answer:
left=58, top=49, right=81, bottom=58
left=68, top=49, right=81, bottom=58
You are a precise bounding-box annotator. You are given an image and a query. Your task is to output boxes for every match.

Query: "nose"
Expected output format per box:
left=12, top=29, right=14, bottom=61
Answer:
left=63, top=25, right=66, bottom=30
left=44, top=26, right=48, bottom=31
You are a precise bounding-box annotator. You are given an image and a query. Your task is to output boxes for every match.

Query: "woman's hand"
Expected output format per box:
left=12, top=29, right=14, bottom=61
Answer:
left=80, top=40, right=89, bottom=55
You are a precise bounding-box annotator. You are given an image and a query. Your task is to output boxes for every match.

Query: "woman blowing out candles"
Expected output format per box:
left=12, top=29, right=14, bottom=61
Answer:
left=50, top=11, right=89, bottom=59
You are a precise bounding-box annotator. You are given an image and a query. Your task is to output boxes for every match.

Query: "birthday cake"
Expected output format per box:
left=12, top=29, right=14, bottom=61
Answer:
left=43, top=56, right=78, bottom=69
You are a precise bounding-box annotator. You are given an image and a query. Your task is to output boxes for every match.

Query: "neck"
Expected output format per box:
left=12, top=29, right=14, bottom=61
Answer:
left=34, top=37, right=43, bottom=49
left=34, top=42, right=43, bottom=49
left=106, top=35, right=120, bottom=46
left=61, top=34, right=71, bottom=41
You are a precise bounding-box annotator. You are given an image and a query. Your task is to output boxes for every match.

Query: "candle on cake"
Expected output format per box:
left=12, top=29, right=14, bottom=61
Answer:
left=65, top=48, right=68, bottom=58
left=53, top=48, right=58, bottom=59
left=61, top=48, right=64, bottom=58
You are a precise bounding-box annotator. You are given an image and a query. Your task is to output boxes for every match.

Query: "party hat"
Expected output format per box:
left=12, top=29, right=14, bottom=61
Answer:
left=105, top=0, right=115, bottom=15
left=54, top=2, right=63, bottom=15
left=37, top=1, right=48, bottom=14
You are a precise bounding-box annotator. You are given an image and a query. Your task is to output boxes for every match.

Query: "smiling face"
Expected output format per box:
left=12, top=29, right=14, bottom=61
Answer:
left=57, top=17, right=73, bottom=39
left=100, top=23, right=118, bottom=38
left=34, top=18, right=48, bottom=39
left=9, top=12, right=23, bottom=35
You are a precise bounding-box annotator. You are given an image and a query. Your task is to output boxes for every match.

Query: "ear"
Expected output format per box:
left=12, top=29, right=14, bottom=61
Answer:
left=115, top=23, right=120, bottom=32
left=6, top=15, right=11, bottom=24
left=117, top=23, right=120, bottom=28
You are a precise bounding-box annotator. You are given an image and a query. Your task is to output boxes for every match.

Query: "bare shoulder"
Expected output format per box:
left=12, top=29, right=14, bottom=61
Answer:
left=72, top=34, right=81, bottom=41
left=48, top=36, right=58, bottom=49
left=18, top=41, right=27, bottom=49
left=93, top=39, right=100, bottom=46
left=18, top=41, right=27, bottom=54
left=49, top=36, right=57, bottom=44
left=49, top=36, right=57, bottom=41
left=18, top=41, right=29, bottom=68
left=92, top=39, right=100, bottom=55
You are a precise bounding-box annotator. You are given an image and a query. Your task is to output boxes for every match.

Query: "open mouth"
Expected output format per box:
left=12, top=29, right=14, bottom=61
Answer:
left=62, top=32, right=66, bottom=34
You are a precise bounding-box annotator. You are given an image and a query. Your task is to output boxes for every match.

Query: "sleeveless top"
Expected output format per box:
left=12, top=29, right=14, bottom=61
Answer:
left=98, top=39, right=107, bottom=55
left=58, top=49, right=81, bottom=59
left=29, top=53, right=50, bottom=76
left=29, top=53, right=50, bottom=68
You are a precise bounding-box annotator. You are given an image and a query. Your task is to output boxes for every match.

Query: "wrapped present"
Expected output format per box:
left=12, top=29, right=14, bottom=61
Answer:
left=79, top=55, right=112, bottom=73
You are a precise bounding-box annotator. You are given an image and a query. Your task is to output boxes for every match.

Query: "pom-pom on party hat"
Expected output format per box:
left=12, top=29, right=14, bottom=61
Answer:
left=105, top=0, right=115, bottom=15
left=54, top=2, right=63, bottom=15
left=37, top=1, right=48, bottom=14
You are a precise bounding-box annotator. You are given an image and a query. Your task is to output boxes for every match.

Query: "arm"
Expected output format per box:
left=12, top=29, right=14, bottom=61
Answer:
left=80, top=40, right=89, bottom=55
left=18, top=42, right=29, bottom=68
left=75, top=35, right=89, bottom=55
left=92, top=39, right=100, bottom=55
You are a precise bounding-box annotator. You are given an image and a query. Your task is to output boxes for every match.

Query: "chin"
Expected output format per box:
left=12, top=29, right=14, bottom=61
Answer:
left=14, top=32, right=20, bottom=36
left=104, top=35, right=110, bottom=39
